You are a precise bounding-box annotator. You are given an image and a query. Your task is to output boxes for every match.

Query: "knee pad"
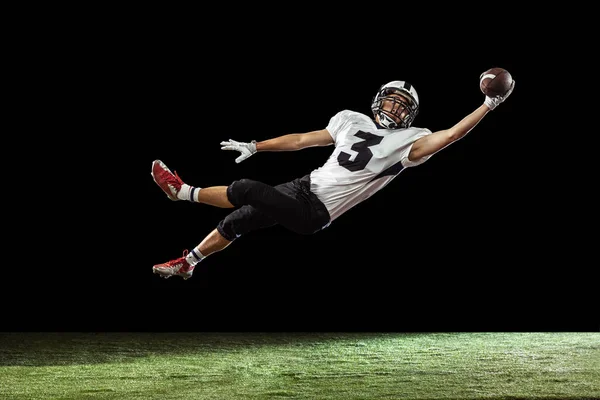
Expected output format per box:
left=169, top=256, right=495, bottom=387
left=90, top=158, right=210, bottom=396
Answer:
left=227, top=178, right=259, bottom=207
left=217, top=221, right=239, bottom=242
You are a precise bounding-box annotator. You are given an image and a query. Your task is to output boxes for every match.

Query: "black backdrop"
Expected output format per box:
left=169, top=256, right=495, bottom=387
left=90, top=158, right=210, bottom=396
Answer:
left=5, top=18, right=595, bottom=333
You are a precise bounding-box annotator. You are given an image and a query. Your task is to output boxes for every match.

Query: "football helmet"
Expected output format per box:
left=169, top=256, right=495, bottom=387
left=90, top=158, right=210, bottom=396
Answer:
left=371, top=81, right=420, bottom=129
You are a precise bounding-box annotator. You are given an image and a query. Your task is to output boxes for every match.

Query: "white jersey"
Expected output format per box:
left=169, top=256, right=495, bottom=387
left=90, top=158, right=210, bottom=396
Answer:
left=310, top=110, right=434, bottom=222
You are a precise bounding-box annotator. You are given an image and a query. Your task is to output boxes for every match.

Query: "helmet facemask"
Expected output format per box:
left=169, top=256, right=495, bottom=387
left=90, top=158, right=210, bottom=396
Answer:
left=371, top=85, right=419, bottom=129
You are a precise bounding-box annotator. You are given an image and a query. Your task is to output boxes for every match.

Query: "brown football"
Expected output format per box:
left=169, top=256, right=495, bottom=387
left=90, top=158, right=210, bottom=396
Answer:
left=480, top=67, right=513, bottom=97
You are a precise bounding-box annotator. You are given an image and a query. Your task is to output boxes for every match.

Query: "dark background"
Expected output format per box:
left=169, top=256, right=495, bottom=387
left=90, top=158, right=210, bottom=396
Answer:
left=5, top=15, right=595, bottom=333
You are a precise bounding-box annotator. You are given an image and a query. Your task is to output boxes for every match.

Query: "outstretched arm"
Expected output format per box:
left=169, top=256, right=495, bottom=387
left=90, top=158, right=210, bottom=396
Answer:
left=408, top=80, right=515, bottom=162
left=256, top=129, right=334, bottom=152
left=408, top=104, right=490, bottom=161
left=221, top=129, right=334, bottom=163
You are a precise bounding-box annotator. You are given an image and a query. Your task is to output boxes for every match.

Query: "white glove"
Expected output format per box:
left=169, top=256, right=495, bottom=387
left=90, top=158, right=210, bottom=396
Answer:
left=484, top=79, right=515, bottom=110
left=220, top=139, right=257, bottom=163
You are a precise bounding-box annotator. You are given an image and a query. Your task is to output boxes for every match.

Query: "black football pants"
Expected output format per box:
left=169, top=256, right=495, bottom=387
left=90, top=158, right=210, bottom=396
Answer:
left=216, top=174, right=331, bottom=241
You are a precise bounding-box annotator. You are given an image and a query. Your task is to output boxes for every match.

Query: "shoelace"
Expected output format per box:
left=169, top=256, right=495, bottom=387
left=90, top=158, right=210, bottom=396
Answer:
left=173, top=171, right=184, bottom=184
left=165, top=250, right=189, bottom=267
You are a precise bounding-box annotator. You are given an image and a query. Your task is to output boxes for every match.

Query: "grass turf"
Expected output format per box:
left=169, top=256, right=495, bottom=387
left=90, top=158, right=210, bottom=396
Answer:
left=0, top=332, right=598, bottom=399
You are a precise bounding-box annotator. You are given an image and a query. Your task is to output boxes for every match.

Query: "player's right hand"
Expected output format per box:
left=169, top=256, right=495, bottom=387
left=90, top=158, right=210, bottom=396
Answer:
left=484, top=80, right=515, bottom=110
left=220, top=139, right=257, bottom=163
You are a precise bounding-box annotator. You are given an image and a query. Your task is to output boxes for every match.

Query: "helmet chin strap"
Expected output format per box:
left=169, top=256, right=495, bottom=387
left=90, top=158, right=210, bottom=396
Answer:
left=378, top=113, right=398, bottom=129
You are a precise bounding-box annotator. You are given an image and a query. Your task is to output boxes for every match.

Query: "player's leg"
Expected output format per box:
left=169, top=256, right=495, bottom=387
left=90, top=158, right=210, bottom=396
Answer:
left=193, top=178, right=328, bottom=234
left=152, top=227, right=233, bottom=280
left=153, top=205, right=276, bottom=279
left=151, top=159, right=328, bottom=234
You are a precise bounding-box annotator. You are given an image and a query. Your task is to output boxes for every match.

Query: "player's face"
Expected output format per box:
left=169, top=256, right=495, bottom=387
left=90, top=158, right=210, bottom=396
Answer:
left=381, top=94, right=412, bottom=125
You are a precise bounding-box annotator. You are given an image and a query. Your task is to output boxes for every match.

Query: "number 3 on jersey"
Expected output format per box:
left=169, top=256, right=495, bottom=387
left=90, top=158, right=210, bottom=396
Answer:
left=337, top=131, right=383, bottom=172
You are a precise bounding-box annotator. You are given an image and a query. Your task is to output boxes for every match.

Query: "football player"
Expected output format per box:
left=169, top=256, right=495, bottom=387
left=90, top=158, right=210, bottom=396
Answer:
left=151, top=77, right=515, bottom=279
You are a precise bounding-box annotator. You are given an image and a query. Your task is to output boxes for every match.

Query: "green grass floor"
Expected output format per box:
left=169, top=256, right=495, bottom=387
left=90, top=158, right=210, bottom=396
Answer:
left=1, top=332, right=598, bottom=399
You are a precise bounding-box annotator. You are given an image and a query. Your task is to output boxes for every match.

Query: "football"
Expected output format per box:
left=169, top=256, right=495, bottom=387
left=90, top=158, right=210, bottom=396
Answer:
left=480, top=67, right=513, bottom=97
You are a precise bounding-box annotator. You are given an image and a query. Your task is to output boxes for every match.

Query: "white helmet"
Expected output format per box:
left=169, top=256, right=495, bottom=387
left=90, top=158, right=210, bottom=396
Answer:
left=371, top=80, right=420, bottom=129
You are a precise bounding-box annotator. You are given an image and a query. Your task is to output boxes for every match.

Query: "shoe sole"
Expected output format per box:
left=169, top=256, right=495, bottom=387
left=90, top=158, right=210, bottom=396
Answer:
left=153, top=266, right=193, bottom=280
left=152, top=266, right=170, bottom=278
left=151, top=160, right=178, bottom=201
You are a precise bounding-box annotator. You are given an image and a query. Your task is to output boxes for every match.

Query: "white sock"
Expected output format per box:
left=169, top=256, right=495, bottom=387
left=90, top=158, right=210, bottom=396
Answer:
left=177, top=184, right=201, bottom=202
left=185, top=247, right=205, bottom=266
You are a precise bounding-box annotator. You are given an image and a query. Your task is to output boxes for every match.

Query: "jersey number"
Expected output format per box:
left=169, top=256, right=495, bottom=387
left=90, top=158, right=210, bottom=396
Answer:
left=337, top=131, right=383, bottom=172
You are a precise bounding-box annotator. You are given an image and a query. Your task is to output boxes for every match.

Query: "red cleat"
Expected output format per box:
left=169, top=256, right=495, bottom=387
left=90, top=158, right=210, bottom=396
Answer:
left=153, top=250, right=194, bottom=280
left=151, top=159, right=184, bottom=201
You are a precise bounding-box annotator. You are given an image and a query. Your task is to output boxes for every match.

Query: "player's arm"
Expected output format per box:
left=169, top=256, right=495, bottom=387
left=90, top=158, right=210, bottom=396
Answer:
left=256, top=129, right=334, bottom=151
left=408, top=79, right=515, bottom=161
left=220, top=129, right=334, bottom=163
left=408, top=104, right=490, bottom=161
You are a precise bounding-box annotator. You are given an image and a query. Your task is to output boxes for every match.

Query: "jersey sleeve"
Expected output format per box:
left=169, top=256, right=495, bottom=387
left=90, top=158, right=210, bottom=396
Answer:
left=401, top=127, right=434, bottom=168
left=325, top=110, right=353, bottom=144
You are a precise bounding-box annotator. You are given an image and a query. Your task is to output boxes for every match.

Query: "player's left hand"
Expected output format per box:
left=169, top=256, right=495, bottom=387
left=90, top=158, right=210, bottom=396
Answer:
left=220, top=139, right=257, bottom=163
left=484, top=80, right=515, bottom=110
